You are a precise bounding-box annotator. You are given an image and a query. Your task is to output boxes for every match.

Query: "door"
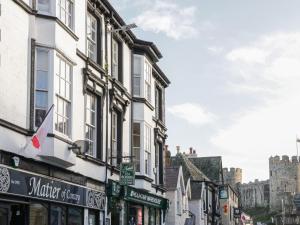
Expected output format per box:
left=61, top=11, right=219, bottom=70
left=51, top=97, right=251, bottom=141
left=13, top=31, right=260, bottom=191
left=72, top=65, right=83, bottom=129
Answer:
left=0, top=202, right=27, bottom=225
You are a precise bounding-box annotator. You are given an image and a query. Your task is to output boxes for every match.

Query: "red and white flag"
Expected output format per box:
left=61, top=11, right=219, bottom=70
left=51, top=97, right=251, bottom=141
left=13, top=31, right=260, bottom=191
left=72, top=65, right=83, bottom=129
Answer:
left=31, top=104, right=54, bottom=149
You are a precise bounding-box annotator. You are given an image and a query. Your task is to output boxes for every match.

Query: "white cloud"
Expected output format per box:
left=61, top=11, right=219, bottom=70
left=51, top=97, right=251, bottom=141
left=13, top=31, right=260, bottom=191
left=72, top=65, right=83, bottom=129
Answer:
left=208, top=46, right=224, bottom=55
left=133, top=0, right=199, bottom=40
left=168, top=103, right=216, bottom=125
left=213, top=32, right=300, bottom=182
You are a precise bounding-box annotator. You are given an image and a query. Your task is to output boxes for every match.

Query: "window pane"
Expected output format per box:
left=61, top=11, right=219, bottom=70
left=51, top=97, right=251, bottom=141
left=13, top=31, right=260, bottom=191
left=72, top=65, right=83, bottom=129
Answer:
left=133, top=77, right=140, bottom=96
left=37, top=50, right=48, bottom=71
left=30, top=203, right=48, bottom=225
left=50, top=205, right=66, bottom=225
left=134, top=56, right=142, bottom=75
left=38, top=0, right=50, bottom=12
left=36, top=91, right=48, bottom=108
left=68, top=207, right=82, bottom=225
left=35, top=109, right=46, bottom=128
left=36, top=71, right=48, bottom=90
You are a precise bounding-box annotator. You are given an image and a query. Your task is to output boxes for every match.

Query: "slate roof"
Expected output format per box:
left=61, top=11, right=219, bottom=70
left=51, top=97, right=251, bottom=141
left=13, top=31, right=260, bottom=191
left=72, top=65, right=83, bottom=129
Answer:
left=189, top=156, right=223, bottom=184
left=190, top=181, right=203, bottom=200
left=165, top=167, right=180, bottom=191
left=170, top=153, right=210, bottom=185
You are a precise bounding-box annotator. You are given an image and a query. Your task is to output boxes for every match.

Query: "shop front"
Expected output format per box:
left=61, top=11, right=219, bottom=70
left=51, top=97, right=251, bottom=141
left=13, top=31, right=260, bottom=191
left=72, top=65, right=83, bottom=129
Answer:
left=0, top=165, right=106, bottom=225
left=107, top=180, right=168, bottom=225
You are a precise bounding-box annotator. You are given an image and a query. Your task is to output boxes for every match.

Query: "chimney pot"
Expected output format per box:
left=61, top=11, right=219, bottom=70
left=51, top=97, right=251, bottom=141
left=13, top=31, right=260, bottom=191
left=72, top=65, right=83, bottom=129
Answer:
left=193, top=150, right=196, bottom=154
left=189, top=147, right=193, bottom=154
left=176, top=146, right=180, bottom=154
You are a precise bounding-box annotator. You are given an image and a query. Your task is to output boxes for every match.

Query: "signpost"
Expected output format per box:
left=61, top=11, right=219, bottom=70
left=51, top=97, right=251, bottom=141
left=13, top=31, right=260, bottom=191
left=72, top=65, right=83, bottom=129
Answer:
left=120, top=162, right=135, bottom=185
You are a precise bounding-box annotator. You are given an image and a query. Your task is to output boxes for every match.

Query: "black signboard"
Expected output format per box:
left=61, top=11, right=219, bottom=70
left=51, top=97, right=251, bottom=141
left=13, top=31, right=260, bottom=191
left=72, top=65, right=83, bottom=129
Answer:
left=233, top=208, right=241, bottom=218
left=0, top=165, right=105, bottom=210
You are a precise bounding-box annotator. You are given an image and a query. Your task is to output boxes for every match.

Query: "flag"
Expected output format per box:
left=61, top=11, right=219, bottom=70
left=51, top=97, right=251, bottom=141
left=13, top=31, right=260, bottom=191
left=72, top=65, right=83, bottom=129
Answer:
left=31, top=104, right=54, bottom=150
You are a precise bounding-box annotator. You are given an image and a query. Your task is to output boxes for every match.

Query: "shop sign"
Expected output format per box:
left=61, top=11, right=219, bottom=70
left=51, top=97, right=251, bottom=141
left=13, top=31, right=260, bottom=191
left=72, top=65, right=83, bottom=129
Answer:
left=120, top=163, right=135, bottom=185
left=233, top=208, right=241, bottom=218
left=0, top=165, right=105, bottom=210
left=107, top=179, right=121, bottom=197
left=219, top=186, right=228, bottom=199
left=124, top=186, right=168, bottom=209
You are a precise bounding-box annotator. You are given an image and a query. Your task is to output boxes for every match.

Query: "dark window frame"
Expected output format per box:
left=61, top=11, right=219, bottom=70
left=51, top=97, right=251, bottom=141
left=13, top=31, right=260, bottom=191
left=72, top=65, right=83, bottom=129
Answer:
left=84, top=91, right=104, bottom=160
left=111, top=108, right=123, bottom=167
left=86, top=9, right=103, bottom=66
left=111, top=36, right=123, bottom=83
left=155, top=85, right=164, bottom=122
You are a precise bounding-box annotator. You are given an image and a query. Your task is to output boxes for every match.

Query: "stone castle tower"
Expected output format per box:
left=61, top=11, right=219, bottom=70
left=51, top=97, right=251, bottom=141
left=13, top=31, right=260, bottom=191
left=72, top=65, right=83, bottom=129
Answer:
left=269, top=155, right=300, bottom=212
left=223, top=167, right=242, bottom=189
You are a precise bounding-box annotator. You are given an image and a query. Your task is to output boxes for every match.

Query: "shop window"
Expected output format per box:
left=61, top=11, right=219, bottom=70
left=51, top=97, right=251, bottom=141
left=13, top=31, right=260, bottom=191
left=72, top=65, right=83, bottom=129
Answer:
left=30, top=203, right=48, bottom=225
left=156, top=210, right=161, bottom=225
left=149, top=208, right=155, bottom=225
left=51, top=205, right=67, bottom=225
left=128, top=205, right=143, bottom=225
left=88, top=210, right=99, bottom=225
left=68, top=207, right=83, bottom=225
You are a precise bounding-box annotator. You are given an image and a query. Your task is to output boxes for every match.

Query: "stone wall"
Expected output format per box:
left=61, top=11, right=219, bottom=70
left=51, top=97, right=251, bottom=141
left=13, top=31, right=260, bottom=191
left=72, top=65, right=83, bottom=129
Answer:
left=223, top=167, right=242, bottom=190
left=239, top=179, right=270, bottom=209
left=269, top=155, right=300, bottom=212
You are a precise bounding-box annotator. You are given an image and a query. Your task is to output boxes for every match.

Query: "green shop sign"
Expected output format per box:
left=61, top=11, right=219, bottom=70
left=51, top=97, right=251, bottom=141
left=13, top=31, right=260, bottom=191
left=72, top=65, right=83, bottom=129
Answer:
left=124, top=186, right=168, bottom=209
left=120, top=162, right=135, bottom=185
left=107, top=179, right=121, bottom=197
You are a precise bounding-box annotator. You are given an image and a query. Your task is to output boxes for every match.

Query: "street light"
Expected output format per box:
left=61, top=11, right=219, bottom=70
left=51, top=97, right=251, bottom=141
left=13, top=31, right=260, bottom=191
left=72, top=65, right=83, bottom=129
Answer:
left=109, top=23, right=137, bottom=33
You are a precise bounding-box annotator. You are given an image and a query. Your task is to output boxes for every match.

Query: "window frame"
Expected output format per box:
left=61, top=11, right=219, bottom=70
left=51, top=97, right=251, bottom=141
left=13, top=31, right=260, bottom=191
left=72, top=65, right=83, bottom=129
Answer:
left=155, top=86, right=163, bottom=121
left=144, top=59, right=152, bottom=102
left=111, top=37, right=123, bottom=83
left=111, top=109, right=123, bottom=167
left=37, top=0, right=51, bottom=13
left=55, top=55, right=72, bottom=137
left=144, top=123, right=151, bottom=176
left=86, top=13, right=98, bottom=62
left=58, top=0, right=74, bottom=30
left=133, top=55, right=143, bottom=96
left=35, top=48, right=49, bottom=128
left=133, top=122, right=141, bottom=172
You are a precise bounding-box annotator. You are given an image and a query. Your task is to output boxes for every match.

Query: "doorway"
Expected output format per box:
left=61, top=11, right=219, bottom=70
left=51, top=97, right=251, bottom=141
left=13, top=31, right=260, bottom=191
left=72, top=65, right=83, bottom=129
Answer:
left=0, top=201, right=27, bottom=225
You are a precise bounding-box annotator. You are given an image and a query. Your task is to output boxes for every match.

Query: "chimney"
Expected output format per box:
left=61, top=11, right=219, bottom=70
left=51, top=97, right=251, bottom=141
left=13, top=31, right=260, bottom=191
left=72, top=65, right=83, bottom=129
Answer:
left=189, top=147, right=193, bottom=154
left=176, top=146, right=180, bottom=154
left=193, top=150, right=196, bottom=154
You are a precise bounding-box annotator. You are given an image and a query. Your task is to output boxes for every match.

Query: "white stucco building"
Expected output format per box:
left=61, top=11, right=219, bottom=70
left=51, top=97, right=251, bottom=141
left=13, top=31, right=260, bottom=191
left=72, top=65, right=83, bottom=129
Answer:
left=0, top=1, right=170, bottom=225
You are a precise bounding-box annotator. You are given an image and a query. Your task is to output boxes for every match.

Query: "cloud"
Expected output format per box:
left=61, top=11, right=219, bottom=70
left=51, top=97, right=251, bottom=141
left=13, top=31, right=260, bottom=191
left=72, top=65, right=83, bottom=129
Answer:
left=168, top=103, right=216, bottom=125
left=212, top=32, right=300, bottom=182
left=132, top=0, right=199, bottom=40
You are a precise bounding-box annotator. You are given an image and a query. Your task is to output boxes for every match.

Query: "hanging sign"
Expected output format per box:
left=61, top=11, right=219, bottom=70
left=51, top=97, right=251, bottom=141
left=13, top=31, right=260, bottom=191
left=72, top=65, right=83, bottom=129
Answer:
left=120, top=162, right=135, bottom=185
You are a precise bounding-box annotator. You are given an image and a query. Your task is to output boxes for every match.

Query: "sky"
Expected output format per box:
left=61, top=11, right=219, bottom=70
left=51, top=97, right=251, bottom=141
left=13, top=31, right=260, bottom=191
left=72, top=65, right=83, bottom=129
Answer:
left=110, top=0, right=300, bottom=183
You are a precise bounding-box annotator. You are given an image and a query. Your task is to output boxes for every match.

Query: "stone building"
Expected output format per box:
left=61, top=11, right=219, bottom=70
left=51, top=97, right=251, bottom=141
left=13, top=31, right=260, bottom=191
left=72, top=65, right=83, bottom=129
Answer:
left=223, top=168, right=242, bottom=190
left=269, top=155, right=300, bottom=212
left=239, top=179, right=270, bottom=209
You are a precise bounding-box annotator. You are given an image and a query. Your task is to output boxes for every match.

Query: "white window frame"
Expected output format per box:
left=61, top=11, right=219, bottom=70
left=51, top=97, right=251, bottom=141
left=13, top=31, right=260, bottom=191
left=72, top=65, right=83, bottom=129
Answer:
left=87, top=13, right=97, bottom=62
left=144, top=59, right=152, bottom=102
left=111, top=111, right=118, bottom=166
left=133, top=122, right=141, bottom=172
left=35, top=48, right=49, bottom=128
left=112, top=39, right=119, bottom=79
left=55, top=55, right=72, bottom=137
left=58, top=0, right=74, bottom=30
left=144, top=123, right=151, bottom=175
left=133, top=55, right=142, bottom=96
left=85, top=93, right=97, bottom=157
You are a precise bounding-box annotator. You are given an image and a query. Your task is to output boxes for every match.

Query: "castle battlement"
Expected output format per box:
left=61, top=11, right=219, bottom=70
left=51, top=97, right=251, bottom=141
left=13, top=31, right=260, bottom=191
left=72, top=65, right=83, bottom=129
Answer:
left=223, top=167, right=242, bottom=174
left=269, top=155, right=300, bottom=165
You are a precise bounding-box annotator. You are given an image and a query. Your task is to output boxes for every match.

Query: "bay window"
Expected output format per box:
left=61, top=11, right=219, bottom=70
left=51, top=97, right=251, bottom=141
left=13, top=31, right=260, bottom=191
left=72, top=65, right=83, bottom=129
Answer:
left=55, top=56, right=72, bottom=136
left=58, top=0, right=74, bottom=29
left=133, top=122, right=141, bottom=172
left=144, top=60, right=151, bottom=102
left=35, top=49, right=49, bottom=127
left=87, top=13, right=97, bottom=62
left=145, top=124, right=151, bottom=175
left=133, top=55, right=142, bottom=96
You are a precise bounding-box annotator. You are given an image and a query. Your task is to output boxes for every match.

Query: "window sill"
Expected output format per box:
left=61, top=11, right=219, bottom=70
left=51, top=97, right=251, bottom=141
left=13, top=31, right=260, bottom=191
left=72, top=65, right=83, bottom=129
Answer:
left=135, top=174, right=154, bottom=183
left=132, top=97, right=154, bottom=111
left=48, top=133, right=73, bottom=145
left=77, top=154, right=106, bottom=166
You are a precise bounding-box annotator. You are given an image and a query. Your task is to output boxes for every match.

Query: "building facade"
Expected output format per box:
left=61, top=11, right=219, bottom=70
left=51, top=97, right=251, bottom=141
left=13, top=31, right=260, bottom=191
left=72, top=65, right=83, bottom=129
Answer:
left=165, top=166, right=192, bottom=225
left=269, top=156, right=300, bottom=212
left=239, top=179, right=269, bottom=209
left=219, top=185, right=239, bottom=225
left=0, top=1, right=169, bottom=225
